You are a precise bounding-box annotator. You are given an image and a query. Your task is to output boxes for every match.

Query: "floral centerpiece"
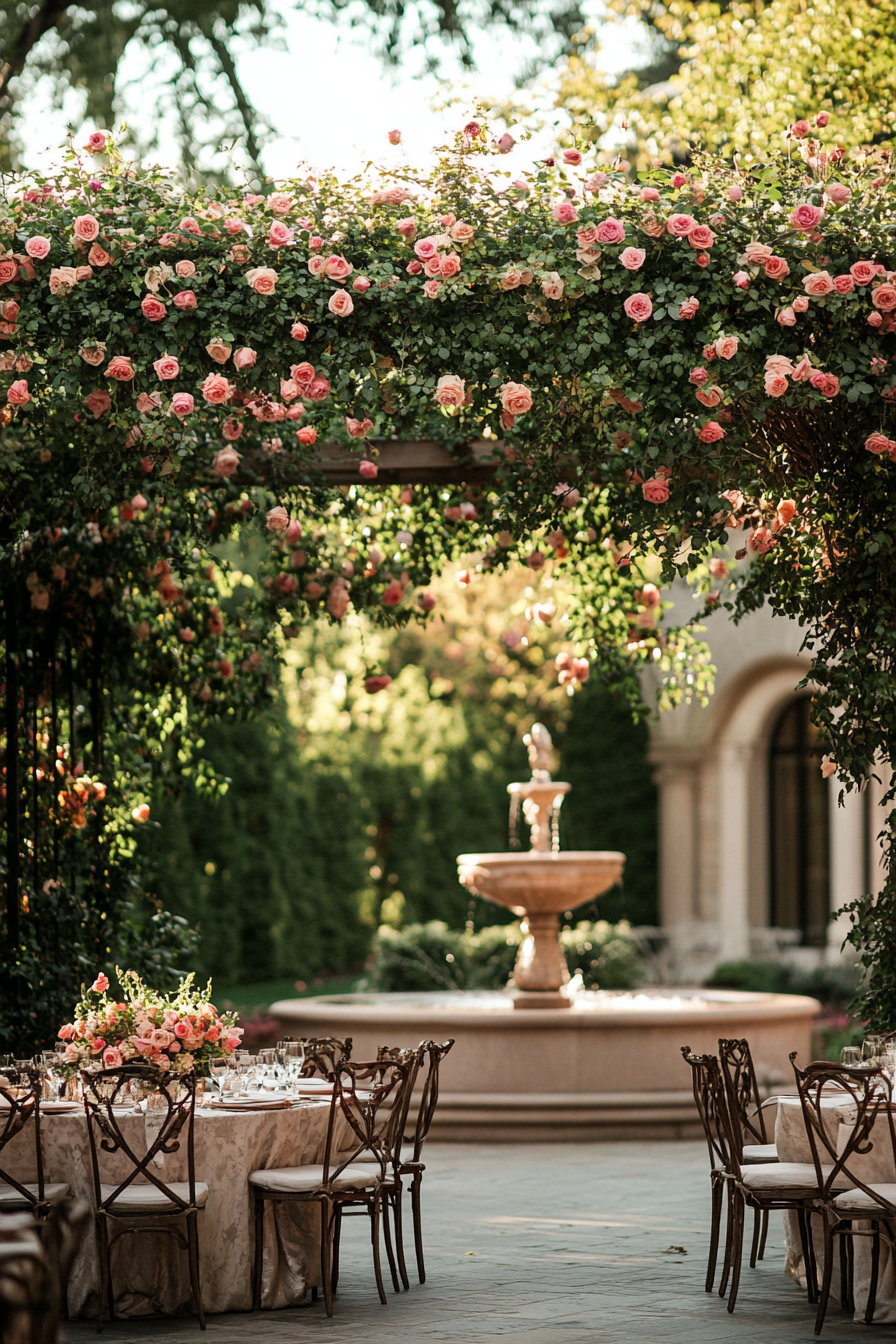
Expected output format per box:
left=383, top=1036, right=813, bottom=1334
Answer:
left=57, top=969, right=242, bottom=1076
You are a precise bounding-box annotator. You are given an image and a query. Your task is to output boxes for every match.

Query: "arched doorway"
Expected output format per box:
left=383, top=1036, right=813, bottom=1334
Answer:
left=768, top=697, right=830, bottom=946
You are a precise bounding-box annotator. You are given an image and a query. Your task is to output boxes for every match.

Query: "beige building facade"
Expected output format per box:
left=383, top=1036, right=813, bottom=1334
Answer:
left=644, top=595, right=888, bottom=981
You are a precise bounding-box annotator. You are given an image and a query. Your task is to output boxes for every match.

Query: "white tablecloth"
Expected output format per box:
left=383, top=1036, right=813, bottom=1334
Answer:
left=775, top=1093, right=896, bottom=1322
left=3, top=1100, right=338, bottom=1318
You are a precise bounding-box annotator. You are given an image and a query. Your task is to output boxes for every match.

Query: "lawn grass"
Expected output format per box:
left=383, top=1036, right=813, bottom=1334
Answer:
left=213, top=973, right=361, bottom=1018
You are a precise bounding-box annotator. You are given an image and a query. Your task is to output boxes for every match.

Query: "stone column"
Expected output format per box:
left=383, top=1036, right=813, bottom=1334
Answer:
left=828, top=783, right=865, bottom=957
left=655, top=759, right=698, bottom=929
left=717, top=740, right=751, bottom=962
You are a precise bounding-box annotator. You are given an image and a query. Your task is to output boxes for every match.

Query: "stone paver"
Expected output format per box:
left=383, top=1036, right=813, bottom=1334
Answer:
left=63, top=1142, right=864, bottom=1343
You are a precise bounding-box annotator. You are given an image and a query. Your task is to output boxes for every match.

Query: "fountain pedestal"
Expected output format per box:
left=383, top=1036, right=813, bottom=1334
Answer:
left=457, top=724, right=624, bottom=1010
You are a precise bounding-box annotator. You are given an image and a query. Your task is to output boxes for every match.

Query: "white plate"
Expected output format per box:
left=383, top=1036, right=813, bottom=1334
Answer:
left=40, top=1101, right=80, bottom=1113
left=206, top=1098, right=291, bottom=1111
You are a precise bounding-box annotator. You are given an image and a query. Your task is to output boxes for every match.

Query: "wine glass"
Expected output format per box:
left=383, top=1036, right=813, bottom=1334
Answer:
left=840, top=1046, right=862, bottom=1066
left=208, top=1057, right=229, bottom=1100
left=256, top=1049, right=276, bottom=1090
left=863, top=1036, right=884, bottom=1066
left=285, top=1042, right=305, bottom=1085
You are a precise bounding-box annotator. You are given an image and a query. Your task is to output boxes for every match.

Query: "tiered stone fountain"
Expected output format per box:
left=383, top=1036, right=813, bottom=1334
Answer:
left=272, top=724, right=819, bottom=1140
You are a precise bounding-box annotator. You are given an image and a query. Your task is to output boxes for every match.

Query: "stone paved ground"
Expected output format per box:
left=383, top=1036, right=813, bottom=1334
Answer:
left=63, top=1142, right=867, bottom=1344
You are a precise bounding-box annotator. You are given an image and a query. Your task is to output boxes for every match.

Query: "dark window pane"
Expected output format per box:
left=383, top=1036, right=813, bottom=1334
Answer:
left=769, top=697, right=830, bottom=947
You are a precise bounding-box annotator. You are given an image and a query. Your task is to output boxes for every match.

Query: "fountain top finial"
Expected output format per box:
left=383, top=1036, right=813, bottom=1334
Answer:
left=524, top=723, right=553, bottom=782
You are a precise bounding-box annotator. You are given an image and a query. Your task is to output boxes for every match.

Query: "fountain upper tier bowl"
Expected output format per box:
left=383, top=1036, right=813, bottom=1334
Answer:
left=456, top=850, right=625, bottom=916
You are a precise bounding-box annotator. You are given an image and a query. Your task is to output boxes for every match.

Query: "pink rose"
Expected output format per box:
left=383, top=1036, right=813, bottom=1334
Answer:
left=777, top=305, right=797, bottom=326
left=308, top=255, right=325, bottom=276
left=382, top=578, right=404, bottom=604
left=792, top=295, right=810, bottom=312
left=585, top=173, right=608, bottom=191
left=748, top=526, right=775, bottom=554
left=434, top=373, right=465, bottom=407
left=85, top=131, right=107, bottom=154
left=825, top=183, right=851, bottom=205
left=173, top=1020, right=190, bottom=1038
left=306, top=376, right=330, bottom=401
left=173, top=290, right=196, bottom=310
left=153, top=354, right=179, bottom=380
left=620, top=247, right=646, bottom=271
left=25, top=236, right=50, bottom=259
left=576, top=227, right=598, bottom=248
left=353, top=275, right=371, bottom=292
left=137, top=392, right=162, bottom=413
left=552, top=202, right=578, bottom=224
left=815, top=111, right=830, bottom=127
left=202, top=373, right=232, bottom=404
left=696, top=385, right=722, bottom=407
left=810, top=371, right=840, bottom=398
left=269, top=192, right=292, bottom=213
left=765, top=354, right=794, bottom=376
left=291, top=322, right=308, bottom=341
left=222, top=416, right=243, bottom=440
left=213, top=447, right=240, bottom=476
left=246, top=266, right=277, bottom=294
left=73, top=214, right=100, bottom=242
left=850, top=261, right=876, bottom=285
left=623, top=292, right=653, bottom=322
left=694, top=252, right=710, bottom=268
left=92, top=973, right=110, bottom=992
left=803, top=271, right=835, bottom=296
left=233, top=346, right=257, bottom=371
left=365, top=674, right=392, bottom=693
left=501, top=382, right=533, bottom=416
left=868, top=311, right=884, bottom=328
left=414, top=237, right=438, bottom=261
left=562, top=148, right=582, bottom=165
left=764, top=374, right=788, bottom=398
left=833, top=274, right=855, bottom=294
left=7, top=378, right=30, bottom=405
left=345, top=416, right=373, bottom=438
left=171, top=392, right=194, bottom=418
left=764, top=256, right=789, bottom=281
left=106, top=356, right=134, bottom=381
left=728, top=185, right=743, bottom=202
left=450, top=222, right=475, bottom=245
left=297, top=425, right=317, bottom=446
left=688, top=367, right=709, bottom=386
left=175, top=260, right=197, bottom=279
left=596, top=218, right=625, bottom=244
left=790, top=119, right=810, bottom=139
left=268, top=220, right=293, bottom=247
left=640, top=187, right=660, bottom=202
left=328, top=289, right=354, bottom=316
left=688, top=225, right=715, bottom=250
left=206, top=339, right=231, bottom=363
left=671, top=172, right=687, bottom=187
left=141, top=295, right=167, bottom=322
left=102, top=1046, right=123, bottom=1068
left=733, top=270, right=750, bottom=288
left=791, top=355, right=813, bottom=382
left=666, top=213, right=697, bottom=236
left=696, top=421, right=725, bottom=443
left=397, top=218, right=417, bottom=239
left=865, top=433, right=894, bottom=456
left=541, top=273, right=564, bottom=300
left=422, top=279, right=441, bottom=299
left=641, top=214, right=664, bottom=239
left=407, top=260, right=423, bottom=275
left=179, top=216, right=201, bottom=235
left=678, top=297, right=699, bottom=319
left=642, top=477, right=670, bottom=504
left=323, top=254, right=352, bottom=281
left=714, top=335, right=738, bottom=360
left=58, top=1024, right=76, bottom=1041
left=359, top=460, right=378, bottom=479
left=266, top=506, right=289, bottom=532
left=789, top=203, right=823, bottom=232
left=873, top=284, right=896, bottom=312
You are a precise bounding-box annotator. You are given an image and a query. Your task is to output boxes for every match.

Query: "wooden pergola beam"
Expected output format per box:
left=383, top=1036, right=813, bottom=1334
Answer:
left=229, top=439, right=502, bottom=488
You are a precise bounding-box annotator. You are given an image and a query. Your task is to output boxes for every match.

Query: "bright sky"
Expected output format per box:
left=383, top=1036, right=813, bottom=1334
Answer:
left=27, top=2, right=647, bottom=178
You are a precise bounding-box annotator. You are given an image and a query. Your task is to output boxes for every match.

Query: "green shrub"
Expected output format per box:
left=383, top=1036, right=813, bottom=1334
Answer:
left=706, top=959, right=860, bottom=1012
left=360, top=919, right=643, bottom=993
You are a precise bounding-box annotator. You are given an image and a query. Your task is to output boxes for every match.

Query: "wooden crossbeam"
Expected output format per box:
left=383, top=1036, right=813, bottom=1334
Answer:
left=230, top=439, right=502, bottom=488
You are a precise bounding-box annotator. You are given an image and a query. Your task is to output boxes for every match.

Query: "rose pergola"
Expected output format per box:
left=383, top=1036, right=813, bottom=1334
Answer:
left=2, top=117, right=896, bottom=1047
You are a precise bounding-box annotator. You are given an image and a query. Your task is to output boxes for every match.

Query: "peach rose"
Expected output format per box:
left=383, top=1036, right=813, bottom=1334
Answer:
left=688, top=225, right=715, bottom=250
left=6, top=378, right=29, bottom=404
left=714, top=335, right=738, bottom=360
left=810, top=371, right=840, bottom=398
left=440, top=254, right=461, bottom=278
left=678, top=297, right=699, bottom=319
left=666, top=213, right=696, bottom=236
left=501, top=382, right=533, bottom=416
left=106, top=356, right=134, bottom=381
left=873, top=284, right=896, bottom=312
left=222, top=416, right=243, bottom=440
left=541, top=272, right=564, bottom=300
left=552, top=202, right=578, bottom=224
left=87, top=244, right=111, bottom=267
left=765, top=354, right=794, bottom=376
left=137, top=392, right=162, bottom=413
left=24, top=236, right=50, bottom=259
left=206, top=339, right=232, bottom=363
left=764, top=374, right=788, bottom=398
left=141, top=295, right=166, bottom=322
left=345, top=416, right=373, bottom=438
left=353, top=275, right=371, bottom=292
left=212, top=447, right=240, bottom=477
left=49, top=266, right=78, bottom=293
left=696, top=421, right=725, bottom=443
left=153, top=354, right=179, bottom=380
left=79, top=342, right=106, bottom=366
left=777, top=306, right=797, bottom=326
left=170, top=392, right=194, bottom=418
left=414, top=237, right=438, bottom=261
left=640, top=187, right=659, bottom=202
left=306, top=376, right=330, bottom=401
left=173, top=290, right=196, bottom=310
left=323, top=254, right=352, bottom=281
left=291, top=322, right=308, bottom=341
left=247, top=266, right=277, bottom=294
left=297, top=426, right=317, bottom=446
left=280, top=378, right=300, bottom=402
left=789, top=203, right=823, bottom=232
left=266, top=506, right=289, bottom=532
left=792, top=295, right=810, bottom=312
left=83, top=390, right=110, bottom=417
left=688, top=367, right=709, bottom=385
left=825, top=183, right=851, bottom=205
left=73, top=214, right=100, bottom=242
left=620, top=247, right=646, bottom=271
left=233, top=346, right=257, bottom=371
left=865, top=433, right=893, bottom=455
left=450, top=221, right=475, bottom=244
left=764, top=256, right=789, bottom=281
left=397, top=218, right=417, bottom=240
left=175, top=259, right=196, bottom=278
left=868, top=311, right=884, bottom=327
left=803, top=271, right=835, bottom=297
left=743, top=241, right=773, bottom=264
left=596, top=218, right=625, bottom=244
left=202, top=373, right=232, bottom=404
left=641, top=214, right=664, bottom=239
left=434, top=374, right=465, bottom=407
left=696, top=385, right=722, bottom=407
left=850, top=261, right=876, bottom=285
left=833, top=274, right=854, bottom=294
left=328, top=289, right=354, bottom=316
left=748, top=526, right=775, bottom=554
left=642, top=477, right=670, bottom=503
left=623, top=292, right=653, bottom=322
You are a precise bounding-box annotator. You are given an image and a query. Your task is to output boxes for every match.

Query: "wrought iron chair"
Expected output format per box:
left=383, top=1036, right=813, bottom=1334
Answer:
left=0, top=1211, right=47, bottom=1344
left=392, top=1038, right=455, bottom=1286
left=718, top=1037, right=778, bottom=1266
left=791, top=1055, right=896, bottom=1334
left=681, top=1046, right=735, bottom=1293
left=82, top=1063, right=208, bottom=1329
left=249, top=1057, right=412, bottom=1317
left=0, top=1068, right=69, bottom=1217
left=299, top=1036, right=353, bottom=1077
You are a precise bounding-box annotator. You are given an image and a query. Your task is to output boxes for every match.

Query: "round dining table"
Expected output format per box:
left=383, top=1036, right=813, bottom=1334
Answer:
left=3, top=1095, right=341, bottom=1318
left=773, top=1092, right=896, bottom=1324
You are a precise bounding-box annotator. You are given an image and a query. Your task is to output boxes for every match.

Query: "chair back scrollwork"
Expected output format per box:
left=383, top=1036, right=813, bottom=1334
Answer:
left=718, top=1037, right=769, bottom=1146
left=0, top=1067, right=47, bottom=1212
left=681, top=1046, right=738, bottom=1174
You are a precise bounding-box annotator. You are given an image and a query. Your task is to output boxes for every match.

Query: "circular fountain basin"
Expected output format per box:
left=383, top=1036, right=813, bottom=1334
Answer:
left=457, top=850, right=625, bottom=914
left=270, top=987, right=820, bottom=1142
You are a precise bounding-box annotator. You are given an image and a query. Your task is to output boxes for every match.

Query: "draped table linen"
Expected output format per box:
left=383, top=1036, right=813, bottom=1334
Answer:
left=2, top=1099, right=339, bottom=1317
left=774, top=1092, right=896, bottom=1323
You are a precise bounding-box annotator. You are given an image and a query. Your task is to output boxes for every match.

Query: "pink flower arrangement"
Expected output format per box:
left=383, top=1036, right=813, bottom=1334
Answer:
left=57, top=970, right=242, bottom=1078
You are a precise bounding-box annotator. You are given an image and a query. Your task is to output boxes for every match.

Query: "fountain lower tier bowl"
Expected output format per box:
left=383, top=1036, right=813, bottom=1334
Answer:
left=270, top=988, right=820, bottom=1142
left=456, top=850, right=625, bottom=915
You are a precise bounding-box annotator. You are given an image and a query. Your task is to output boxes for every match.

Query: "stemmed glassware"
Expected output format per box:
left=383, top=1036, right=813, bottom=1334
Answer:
left=208, top=1057, right=230, bottom=1100
left=840, top=1046, right=862, bottom=1066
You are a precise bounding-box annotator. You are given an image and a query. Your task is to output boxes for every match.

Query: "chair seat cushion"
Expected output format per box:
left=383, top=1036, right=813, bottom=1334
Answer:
left=834, top=1184, right=896, bottom=1213
left=742, top=1144, right=778, bottom=1164
left=100, top=1182, right=209, bottom=1212
left=0, top=1182, right=69, bottom=1206
left=741, top=1162, right=850, bottom=1192
left=249, top=1164, right=379, bottom=1193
